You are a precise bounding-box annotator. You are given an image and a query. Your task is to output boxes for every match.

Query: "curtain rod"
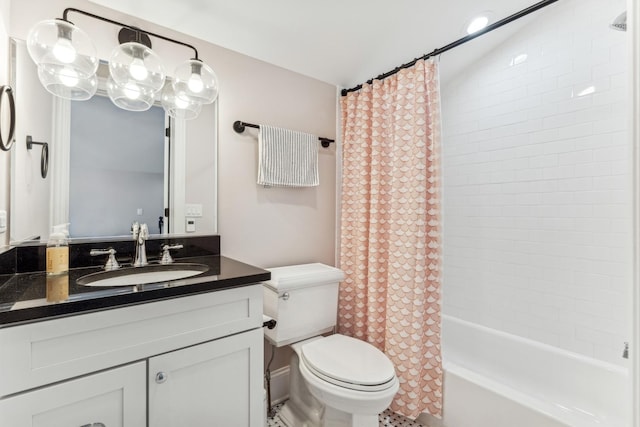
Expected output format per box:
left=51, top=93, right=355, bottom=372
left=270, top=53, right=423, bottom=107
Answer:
left=233, top=120, right=335, bottom=148
left=341, top=0, right=560, bottom=96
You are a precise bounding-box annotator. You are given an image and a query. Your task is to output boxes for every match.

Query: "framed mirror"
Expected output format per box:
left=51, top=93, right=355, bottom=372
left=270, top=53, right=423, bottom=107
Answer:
left=8, top=38, right=218, bottom=244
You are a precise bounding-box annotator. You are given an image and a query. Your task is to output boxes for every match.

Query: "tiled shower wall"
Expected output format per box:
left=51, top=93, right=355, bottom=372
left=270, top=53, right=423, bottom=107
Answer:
left=441, top=0, right=630, bottom=366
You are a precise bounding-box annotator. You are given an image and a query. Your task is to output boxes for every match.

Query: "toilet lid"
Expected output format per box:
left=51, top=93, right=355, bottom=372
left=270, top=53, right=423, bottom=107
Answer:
left=301, top=334, right=396, bottom=392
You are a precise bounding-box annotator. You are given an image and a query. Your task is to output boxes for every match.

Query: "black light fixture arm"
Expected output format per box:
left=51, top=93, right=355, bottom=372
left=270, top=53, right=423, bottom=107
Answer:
left=62, top=7, right=200, bottom=60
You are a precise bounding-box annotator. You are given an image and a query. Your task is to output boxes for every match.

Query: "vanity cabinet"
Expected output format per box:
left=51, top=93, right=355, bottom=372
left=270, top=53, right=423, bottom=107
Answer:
left=0, top=285, right=264, bottom=427
left=0, top=362, right=146, bottom=427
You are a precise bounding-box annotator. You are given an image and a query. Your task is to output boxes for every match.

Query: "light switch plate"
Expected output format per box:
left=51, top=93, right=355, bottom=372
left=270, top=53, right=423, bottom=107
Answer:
left=185, top=204, right=203, bottom=218
left=0, top=210, right=6, bottom=233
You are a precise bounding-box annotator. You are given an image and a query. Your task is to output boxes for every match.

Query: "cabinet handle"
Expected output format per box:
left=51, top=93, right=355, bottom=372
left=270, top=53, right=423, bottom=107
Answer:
left=80, top=424, right=105, bottom=427
left=155, top=371, right=168, bottom=383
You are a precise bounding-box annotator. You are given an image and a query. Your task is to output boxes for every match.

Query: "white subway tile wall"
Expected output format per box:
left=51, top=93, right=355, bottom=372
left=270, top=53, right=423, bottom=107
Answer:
left=441, top=0, right=630, bottom=366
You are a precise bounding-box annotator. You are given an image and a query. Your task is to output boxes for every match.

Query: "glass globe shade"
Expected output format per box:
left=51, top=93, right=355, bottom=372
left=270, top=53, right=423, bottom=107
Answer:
left=51, top=37, right=76, bottom=64
left=27, top=19, right=98, bottom=95
left=109, top=42, right=165, bottom=93
left=173, top=59, right=218, bottom=104
left=161, top=82, right=202, bottom=120
left=129, top=57, right=148, bottom=81
left=106, top=77, right=155, bottom=112
left=37, top=64, right=97, bottom=100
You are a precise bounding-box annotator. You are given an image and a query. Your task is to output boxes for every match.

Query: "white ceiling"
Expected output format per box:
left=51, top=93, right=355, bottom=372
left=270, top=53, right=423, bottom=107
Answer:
left=87, top=0, right=555, bottom=88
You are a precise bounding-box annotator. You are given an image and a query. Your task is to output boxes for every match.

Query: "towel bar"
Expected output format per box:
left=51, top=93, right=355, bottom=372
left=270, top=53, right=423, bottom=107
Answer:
left=233, top=120, right=335, bottom=148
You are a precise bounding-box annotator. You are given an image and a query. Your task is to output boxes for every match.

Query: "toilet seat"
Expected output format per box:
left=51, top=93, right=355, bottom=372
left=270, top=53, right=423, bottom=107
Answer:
left=300, top=334, right=396, bottom=392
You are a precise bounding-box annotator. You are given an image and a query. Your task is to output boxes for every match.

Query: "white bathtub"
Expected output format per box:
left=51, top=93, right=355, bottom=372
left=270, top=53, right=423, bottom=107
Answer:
left=419, top=315, right=630, bottom=427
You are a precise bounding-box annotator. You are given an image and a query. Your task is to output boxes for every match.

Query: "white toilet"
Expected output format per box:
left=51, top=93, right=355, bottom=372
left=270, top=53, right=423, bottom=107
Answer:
left=263, top=263, right=399, bottom=427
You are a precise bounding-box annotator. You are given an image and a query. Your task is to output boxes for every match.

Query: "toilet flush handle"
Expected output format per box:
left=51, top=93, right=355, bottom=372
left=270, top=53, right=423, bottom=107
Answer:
left=280, top=292, right=290, bottom=300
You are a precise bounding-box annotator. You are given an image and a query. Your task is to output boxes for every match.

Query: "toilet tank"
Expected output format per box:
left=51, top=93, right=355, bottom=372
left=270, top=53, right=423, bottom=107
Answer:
left=263, top=263, right=345, bottom=347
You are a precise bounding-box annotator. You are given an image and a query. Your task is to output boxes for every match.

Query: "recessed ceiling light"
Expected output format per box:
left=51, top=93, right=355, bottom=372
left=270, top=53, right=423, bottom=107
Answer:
left=466, top=15, right=489, bottom=34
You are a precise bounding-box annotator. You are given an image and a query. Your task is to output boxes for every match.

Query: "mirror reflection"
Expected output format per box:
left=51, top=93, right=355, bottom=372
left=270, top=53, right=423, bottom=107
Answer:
left=69, top=94, right=166, bottom=237
left=9, top=38, right=217, bottom=244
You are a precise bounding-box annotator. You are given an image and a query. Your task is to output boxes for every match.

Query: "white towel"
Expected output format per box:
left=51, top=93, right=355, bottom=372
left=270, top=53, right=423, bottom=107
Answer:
left=257, top=125, right=319, bottom=187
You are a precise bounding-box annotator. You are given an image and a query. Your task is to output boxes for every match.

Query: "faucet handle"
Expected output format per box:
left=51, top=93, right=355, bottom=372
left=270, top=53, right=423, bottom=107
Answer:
left=160, top=244, right=183, bottom=264
left=90, top=248, right=120, bottom=271
left=140, top=223, right=149, bottom=239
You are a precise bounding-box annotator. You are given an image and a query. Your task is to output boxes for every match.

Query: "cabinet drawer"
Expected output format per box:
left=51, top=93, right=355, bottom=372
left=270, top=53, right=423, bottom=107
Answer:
left=0, top=362, right=146, bottom=427
left=0, top=285, right=262, bottom=397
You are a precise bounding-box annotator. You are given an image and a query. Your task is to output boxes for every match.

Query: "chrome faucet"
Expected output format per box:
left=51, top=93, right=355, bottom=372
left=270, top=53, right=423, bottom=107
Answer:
left=160, top=244, right=184, bottom=264
left=132, top=222, right=149, bottom=267
left=90, top=248, right=120, bottom=271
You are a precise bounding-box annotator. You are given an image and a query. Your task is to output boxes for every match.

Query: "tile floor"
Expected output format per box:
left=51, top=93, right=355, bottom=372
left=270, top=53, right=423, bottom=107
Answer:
left=267, top=402, right=426, bottom=427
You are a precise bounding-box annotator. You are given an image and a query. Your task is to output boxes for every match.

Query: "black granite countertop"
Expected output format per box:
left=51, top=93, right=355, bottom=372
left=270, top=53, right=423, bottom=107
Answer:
left=0, top=255, right=270, bottom=328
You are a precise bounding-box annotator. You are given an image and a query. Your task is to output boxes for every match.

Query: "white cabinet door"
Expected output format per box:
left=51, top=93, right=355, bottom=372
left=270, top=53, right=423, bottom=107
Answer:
left=149, top=328, right=264, bottom=427
left=0, top=362, right=146, bottom=427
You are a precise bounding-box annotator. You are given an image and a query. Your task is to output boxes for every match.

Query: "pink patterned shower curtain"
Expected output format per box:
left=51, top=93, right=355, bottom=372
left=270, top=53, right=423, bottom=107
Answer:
left=338, top=58, right=442, bottom=419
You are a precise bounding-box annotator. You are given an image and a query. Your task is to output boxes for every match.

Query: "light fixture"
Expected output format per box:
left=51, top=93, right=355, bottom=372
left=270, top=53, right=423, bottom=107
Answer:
left=466, top=15, right=489, bottom=34
left=106, top=77, right=155, bottom=112
left=109, top=41, right=165, bottom=94
left=173, top=59, right=219, bottom=104
left=161, top=83, right=202, bottom=120
left=27, top=18, right=99, bottom=100
left=26, top=8, right=219, bottom=119
left=37, top=64, right=98, bottom=100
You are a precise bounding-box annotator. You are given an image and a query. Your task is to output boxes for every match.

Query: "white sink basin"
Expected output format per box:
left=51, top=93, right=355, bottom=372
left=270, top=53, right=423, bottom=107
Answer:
left=77, top=263, right=210, bottom=287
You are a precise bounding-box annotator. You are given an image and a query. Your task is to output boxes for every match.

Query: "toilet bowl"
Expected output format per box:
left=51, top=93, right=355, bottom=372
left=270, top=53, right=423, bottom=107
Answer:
left=278, top=335, right=399, bottom=427
left=263, top=264, right=399, bottom=427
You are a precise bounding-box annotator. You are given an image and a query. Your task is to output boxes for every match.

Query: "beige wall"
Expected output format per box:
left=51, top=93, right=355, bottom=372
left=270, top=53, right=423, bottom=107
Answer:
left=7, top=0, right=338, bottom=268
